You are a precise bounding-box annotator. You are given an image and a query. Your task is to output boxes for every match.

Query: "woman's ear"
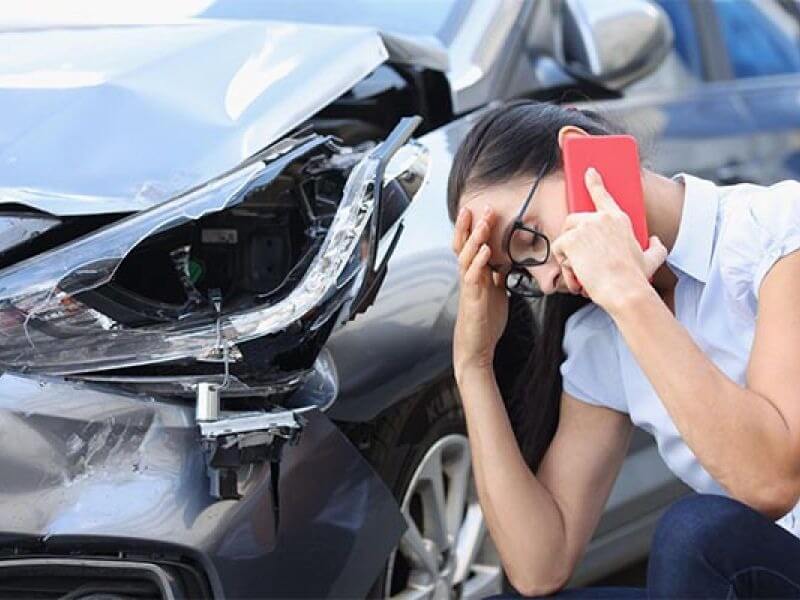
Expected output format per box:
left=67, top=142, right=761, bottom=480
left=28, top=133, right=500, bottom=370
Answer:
left=557, top=125, right=590, bottom=151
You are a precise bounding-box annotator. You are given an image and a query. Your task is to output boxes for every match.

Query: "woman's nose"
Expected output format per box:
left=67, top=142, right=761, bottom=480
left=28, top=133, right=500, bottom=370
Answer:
left=532, top=261, right=561, bottom=295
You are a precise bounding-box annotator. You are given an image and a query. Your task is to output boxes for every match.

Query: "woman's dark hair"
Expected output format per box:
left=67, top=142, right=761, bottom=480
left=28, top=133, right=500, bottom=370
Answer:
left=447, top=100, right=625, bottom=471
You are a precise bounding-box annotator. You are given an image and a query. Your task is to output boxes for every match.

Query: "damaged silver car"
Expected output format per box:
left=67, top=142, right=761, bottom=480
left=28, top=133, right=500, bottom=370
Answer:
left=0, top=0, right=687, bottom=598
left=0, top=9, right=493, bottom=598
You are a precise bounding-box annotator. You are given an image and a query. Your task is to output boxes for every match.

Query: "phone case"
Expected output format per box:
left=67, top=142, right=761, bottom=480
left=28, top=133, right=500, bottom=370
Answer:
left=562, top=134, right=649, bottom=250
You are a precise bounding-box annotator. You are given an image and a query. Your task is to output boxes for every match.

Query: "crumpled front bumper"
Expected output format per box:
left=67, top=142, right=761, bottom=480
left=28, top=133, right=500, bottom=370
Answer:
left=0, top=372, right=405, bottom=598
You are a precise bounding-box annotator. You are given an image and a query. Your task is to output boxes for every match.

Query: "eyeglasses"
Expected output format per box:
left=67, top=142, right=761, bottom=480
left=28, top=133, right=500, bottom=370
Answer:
left=498, top=161, right=551, bottom=298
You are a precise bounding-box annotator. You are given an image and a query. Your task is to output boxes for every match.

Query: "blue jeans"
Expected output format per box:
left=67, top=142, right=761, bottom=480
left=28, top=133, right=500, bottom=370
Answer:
left=487, top=493, right=800, bottom=599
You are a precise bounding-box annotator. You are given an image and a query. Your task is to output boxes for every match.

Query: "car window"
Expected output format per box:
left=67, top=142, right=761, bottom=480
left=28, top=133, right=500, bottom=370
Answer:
left=629, top=0, right=703, bottom=93
left=654, top=0, right=704, bottom=79
left=712, top=0, right=800, bottom=78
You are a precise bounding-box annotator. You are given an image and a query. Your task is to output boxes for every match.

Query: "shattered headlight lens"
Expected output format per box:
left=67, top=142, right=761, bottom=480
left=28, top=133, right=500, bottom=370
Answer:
left=0, top=137, right=382, bottom=375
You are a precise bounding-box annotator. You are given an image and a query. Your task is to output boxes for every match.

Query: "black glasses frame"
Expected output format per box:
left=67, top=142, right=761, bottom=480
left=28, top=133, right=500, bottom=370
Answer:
left=503, top=160, right=552, bottom=298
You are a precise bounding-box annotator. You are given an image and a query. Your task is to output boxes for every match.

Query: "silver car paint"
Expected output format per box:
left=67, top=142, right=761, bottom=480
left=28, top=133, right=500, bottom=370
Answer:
left=0, top=371, right=405, bottom=597
left=0, top=20, right=402, bottom=215
left=446, top=0, right=531, bottom=114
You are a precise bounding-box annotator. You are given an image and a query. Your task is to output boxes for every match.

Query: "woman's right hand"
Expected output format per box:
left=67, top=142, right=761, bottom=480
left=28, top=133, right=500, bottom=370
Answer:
left=452, top=205, right=510, bottom=379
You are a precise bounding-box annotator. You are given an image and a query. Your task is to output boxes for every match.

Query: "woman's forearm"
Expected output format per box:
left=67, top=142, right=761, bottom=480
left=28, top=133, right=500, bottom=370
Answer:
left=455, top=365, right=571, bottom=593
left=608, top=285, right=796, bottom=516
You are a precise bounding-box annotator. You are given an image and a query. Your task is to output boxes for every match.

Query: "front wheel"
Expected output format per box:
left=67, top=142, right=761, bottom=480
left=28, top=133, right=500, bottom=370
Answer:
left=363, top=380, right=503, bottom=599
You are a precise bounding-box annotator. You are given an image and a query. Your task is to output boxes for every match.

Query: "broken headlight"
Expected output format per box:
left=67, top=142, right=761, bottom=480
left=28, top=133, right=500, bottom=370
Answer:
left=0, top=119, right=427, bottom=384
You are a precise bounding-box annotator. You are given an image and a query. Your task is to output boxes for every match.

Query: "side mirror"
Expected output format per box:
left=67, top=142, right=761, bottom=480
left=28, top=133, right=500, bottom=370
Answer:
left=558, top=0, right=674, bottom=89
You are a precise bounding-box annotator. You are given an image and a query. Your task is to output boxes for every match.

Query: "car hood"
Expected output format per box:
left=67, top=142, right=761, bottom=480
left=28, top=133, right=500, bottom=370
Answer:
left=0, top=20, right=442, bottom=216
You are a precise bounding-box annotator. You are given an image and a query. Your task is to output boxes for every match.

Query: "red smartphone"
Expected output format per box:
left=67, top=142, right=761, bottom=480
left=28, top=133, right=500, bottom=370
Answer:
left=562, top=134, right=649, bottom=250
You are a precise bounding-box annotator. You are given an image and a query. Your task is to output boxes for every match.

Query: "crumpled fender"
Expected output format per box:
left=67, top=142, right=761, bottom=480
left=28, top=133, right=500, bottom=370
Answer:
left=0, top=372, right=405, bottom=598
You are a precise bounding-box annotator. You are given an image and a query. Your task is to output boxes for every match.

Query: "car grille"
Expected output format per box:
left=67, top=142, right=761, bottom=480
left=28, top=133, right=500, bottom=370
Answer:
left=0, top=557, right=209, bottom=599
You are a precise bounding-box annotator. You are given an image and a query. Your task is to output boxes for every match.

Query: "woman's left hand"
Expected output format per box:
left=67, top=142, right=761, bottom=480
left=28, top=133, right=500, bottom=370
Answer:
left=551, top=168, right=668, bottom=312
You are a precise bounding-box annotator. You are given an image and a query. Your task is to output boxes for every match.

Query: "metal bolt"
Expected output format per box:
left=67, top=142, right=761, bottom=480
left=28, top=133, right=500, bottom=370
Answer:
left=196, top=382, right=220, bottom=422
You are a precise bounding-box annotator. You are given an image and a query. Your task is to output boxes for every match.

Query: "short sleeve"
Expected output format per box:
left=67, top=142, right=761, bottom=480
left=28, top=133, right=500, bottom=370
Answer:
left=559, top=303, right=627, bottom=413
left=719, top=181, right=800, bottom=318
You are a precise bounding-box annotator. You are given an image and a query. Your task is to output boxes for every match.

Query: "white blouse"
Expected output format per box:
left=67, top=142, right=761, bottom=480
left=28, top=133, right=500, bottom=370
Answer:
left=559, top=173, right=800, bottom=537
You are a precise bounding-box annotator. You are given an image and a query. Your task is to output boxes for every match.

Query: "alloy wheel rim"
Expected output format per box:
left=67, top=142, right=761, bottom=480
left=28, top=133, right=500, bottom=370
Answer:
left=384, top=433, right=502, bottom=600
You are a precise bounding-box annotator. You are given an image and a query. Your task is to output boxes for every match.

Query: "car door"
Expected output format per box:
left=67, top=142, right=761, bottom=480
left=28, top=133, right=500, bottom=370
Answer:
left=702, top=0, right=800, bottom=184
left=614, top=0, right=762, bottom=186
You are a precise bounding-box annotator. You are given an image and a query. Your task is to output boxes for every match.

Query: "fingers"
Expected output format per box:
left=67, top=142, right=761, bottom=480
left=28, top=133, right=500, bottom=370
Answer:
left=642, top=235, right=668, bottom=278
left=492, top=270, right=504, bottom=289
left=552, top=230, right=586, bottom=294
left=560, top=262, right=583, bottom=294
left=560, top=211, right=587, bottom=234
left=549, top=234, right=577, bottom=293
left=452, top=207, right=473, bottom=254
left=457, top=207, right=494, bottom=275
left=464, top=243, right=491, bottom=284
left=550, top=233, right=567, bottom=266
left=584, top=168, right=622, bottom=213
